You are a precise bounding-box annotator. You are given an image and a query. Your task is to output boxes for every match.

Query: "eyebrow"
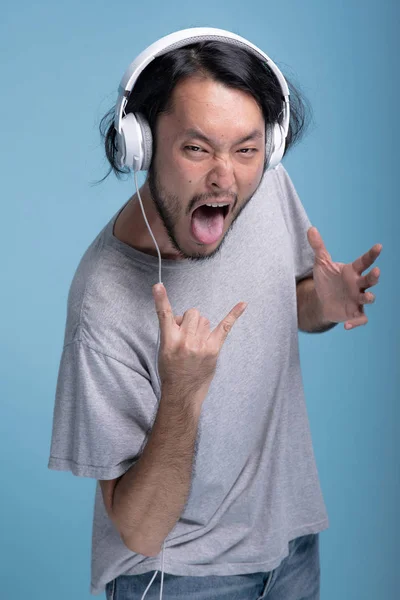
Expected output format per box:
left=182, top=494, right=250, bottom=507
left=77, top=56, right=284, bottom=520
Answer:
left=181, top=128, right=264, bottom=146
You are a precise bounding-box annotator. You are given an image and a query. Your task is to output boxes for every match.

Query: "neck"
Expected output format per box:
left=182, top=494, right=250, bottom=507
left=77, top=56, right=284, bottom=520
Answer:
left=113, top=184, right=185, bottom=260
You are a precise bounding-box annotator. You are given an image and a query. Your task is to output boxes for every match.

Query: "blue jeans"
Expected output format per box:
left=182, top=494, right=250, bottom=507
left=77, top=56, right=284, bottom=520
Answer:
left=105, top=533, right=320, bottom=600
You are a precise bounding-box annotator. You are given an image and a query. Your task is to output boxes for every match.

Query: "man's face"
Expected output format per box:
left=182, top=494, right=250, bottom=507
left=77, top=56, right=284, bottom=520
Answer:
left=146, top=76, right=266, bottom=261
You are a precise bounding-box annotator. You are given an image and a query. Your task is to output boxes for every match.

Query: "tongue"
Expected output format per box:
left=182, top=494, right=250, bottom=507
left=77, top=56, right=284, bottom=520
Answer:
left=191, top=205, right=225, bottom=244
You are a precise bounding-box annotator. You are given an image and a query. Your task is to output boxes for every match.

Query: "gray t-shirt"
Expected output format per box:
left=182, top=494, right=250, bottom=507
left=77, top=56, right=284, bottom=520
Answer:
left=48, top=163, right=329, bottom=596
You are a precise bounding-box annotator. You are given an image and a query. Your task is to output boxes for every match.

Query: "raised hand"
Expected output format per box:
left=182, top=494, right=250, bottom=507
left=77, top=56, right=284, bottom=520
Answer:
left=306, top=226, right=382, bottom=330
left=152, top=283, right=247, bottom=398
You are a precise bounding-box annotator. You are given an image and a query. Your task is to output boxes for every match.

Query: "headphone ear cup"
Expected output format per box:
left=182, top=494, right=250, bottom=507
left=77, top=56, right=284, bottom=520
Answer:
left=115, top=126, right=127, bottom=171
left=135, top=112, right=153, bottom=171
left=119, top=113, right=141, bottom=171
left=266, top=123, right=286, bottom=170
left=265, top=123, right=275, bottom=170
left=119, top=112, right=153, bottom=171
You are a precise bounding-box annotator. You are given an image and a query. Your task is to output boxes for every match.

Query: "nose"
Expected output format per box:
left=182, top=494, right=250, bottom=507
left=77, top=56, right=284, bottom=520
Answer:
left=206, top=155, right=235, bottom=191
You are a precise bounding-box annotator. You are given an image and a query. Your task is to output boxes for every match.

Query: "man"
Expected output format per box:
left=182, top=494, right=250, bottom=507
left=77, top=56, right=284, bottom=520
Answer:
left=48, top=33, right=381, bottom=599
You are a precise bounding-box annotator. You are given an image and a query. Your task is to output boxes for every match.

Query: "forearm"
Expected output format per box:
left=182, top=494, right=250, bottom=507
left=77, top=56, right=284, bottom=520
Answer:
left=296, top=276, right=338, bottom=333
left=112, top=386, right=203, bottom=557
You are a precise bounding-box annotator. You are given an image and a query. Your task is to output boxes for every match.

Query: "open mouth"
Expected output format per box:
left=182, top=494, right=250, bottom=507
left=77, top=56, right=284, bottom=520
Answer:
left=191, top=201, right=231, bottom=218
left=190, top=204, right=230, bottom=244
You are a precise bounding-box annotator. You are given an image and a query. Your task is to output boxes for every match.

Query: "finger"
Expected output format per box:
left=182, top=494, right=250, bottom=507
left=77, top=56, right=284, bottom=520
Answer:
left=210, top=302, right=247, bottom=348
left=152, top=284, right=175, bottom=339
left=344, top=315, right=368, bottom=330
left=359, top=291, right=375, bottom=305
left=350, top=304, right=365, bottom=319
left=175, top=314, right=207, bottom=330
left=352, top=243, right=382, bottom=275
left=197, top=316, right=210, bottom=334
left=359, top=266, right=380, bottom=290
left=180, top=308, right=201, bottom=336
left=198, top=316, right=210, bottom=327
left=307, top=227, right=331, bottom=261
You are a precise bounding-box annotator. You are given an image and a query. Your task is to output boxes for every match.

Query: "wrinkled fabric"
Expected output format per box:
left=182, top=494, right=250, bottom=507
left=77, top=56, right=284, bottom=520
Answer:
left=48, top=164, right=329, bottom=595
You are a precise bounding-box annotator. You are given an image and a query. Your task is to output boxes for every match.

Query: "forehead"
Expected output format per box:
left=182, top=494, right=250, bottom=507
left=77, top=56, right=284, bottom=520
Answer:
left=161, top=76, right=264, bottom=137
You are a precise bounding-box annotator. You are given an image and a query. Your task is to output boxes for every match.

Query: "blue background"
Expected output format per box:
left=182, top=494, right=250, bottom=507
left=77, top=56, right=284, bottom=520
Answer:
left=1, top=0, right=397, bottom=598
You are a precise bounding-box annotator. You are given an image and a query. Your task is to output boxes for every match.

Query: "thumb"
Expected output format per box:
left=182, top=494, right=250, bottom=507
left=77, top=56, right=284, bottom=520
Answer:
left=307, top=226, right=330, bottom=260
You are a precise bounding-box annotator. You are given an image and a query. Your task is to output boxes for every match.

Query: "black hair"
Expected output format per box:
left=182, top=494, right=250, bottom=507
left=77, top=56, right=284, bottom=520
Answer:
left=95, top=40, right=313, bottom=183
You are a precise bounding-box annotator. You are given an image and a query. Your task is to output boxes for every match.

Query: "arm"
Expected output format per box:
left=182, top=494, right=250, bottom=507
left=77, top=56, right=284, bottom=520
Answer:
left=100, top=385, right=204, bottom=557
left=296, top=276, right=338, bottom=334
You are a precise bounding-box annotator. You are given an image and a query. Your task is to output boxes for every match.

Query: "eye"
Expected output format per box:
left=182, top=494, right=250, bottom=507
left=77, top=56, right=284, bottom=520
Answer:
left=183, top=146, right=258, bottom=156
left=238, top=148, right=257, bottom=155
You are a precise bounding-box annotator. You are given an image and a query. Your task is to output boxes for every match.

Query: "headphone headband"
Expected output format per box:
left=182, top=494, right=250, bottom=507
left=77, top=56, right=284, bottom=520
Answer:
left=114, top=27, right=290, bottom=172
left=115, top=27, right=290, bottom=135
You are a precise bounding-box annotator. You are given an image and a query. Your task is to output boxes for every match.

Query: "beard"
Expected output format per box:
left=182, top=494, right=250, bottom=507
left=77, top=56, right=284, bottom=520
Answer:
left=146, top=161, right=267, bottom=263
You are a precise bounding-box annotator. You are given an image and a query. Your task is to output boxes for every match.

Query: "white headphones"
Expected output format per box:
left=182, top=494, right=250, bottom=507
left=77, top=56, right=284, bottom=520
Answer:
left=113, top=27, right=290, bottom=173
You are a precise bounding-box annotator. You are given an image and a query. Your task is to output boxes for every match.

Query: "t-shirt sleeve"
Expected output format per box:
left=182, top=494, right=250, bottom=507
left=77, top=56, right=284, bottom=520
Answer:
left=275, top=163, right=315, bottom=283
left=48, top=340, right=157, bottom=480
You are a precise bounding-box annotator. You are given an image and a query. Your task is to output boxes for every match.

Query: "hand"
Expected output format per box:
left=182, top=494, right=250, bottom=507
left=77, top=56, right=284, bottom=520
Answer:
left=152, top=283, right=247, bottom=398
left=307, top=227, right=382, bottom=330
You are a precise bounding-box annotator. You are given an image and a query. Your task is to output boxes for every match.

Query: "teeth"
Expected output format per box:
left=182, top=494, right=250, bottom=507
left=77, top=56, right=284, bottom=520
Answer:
left=205, top=203, right=229, bottom=208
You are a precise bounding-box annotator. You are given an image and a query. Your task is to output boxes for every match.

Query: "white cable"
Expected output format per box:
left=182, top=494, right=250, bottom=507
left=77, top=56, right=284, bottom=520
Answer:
left=134, top=171, right=163, bottom=285
left=133, top=171, right=165, bottom=600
